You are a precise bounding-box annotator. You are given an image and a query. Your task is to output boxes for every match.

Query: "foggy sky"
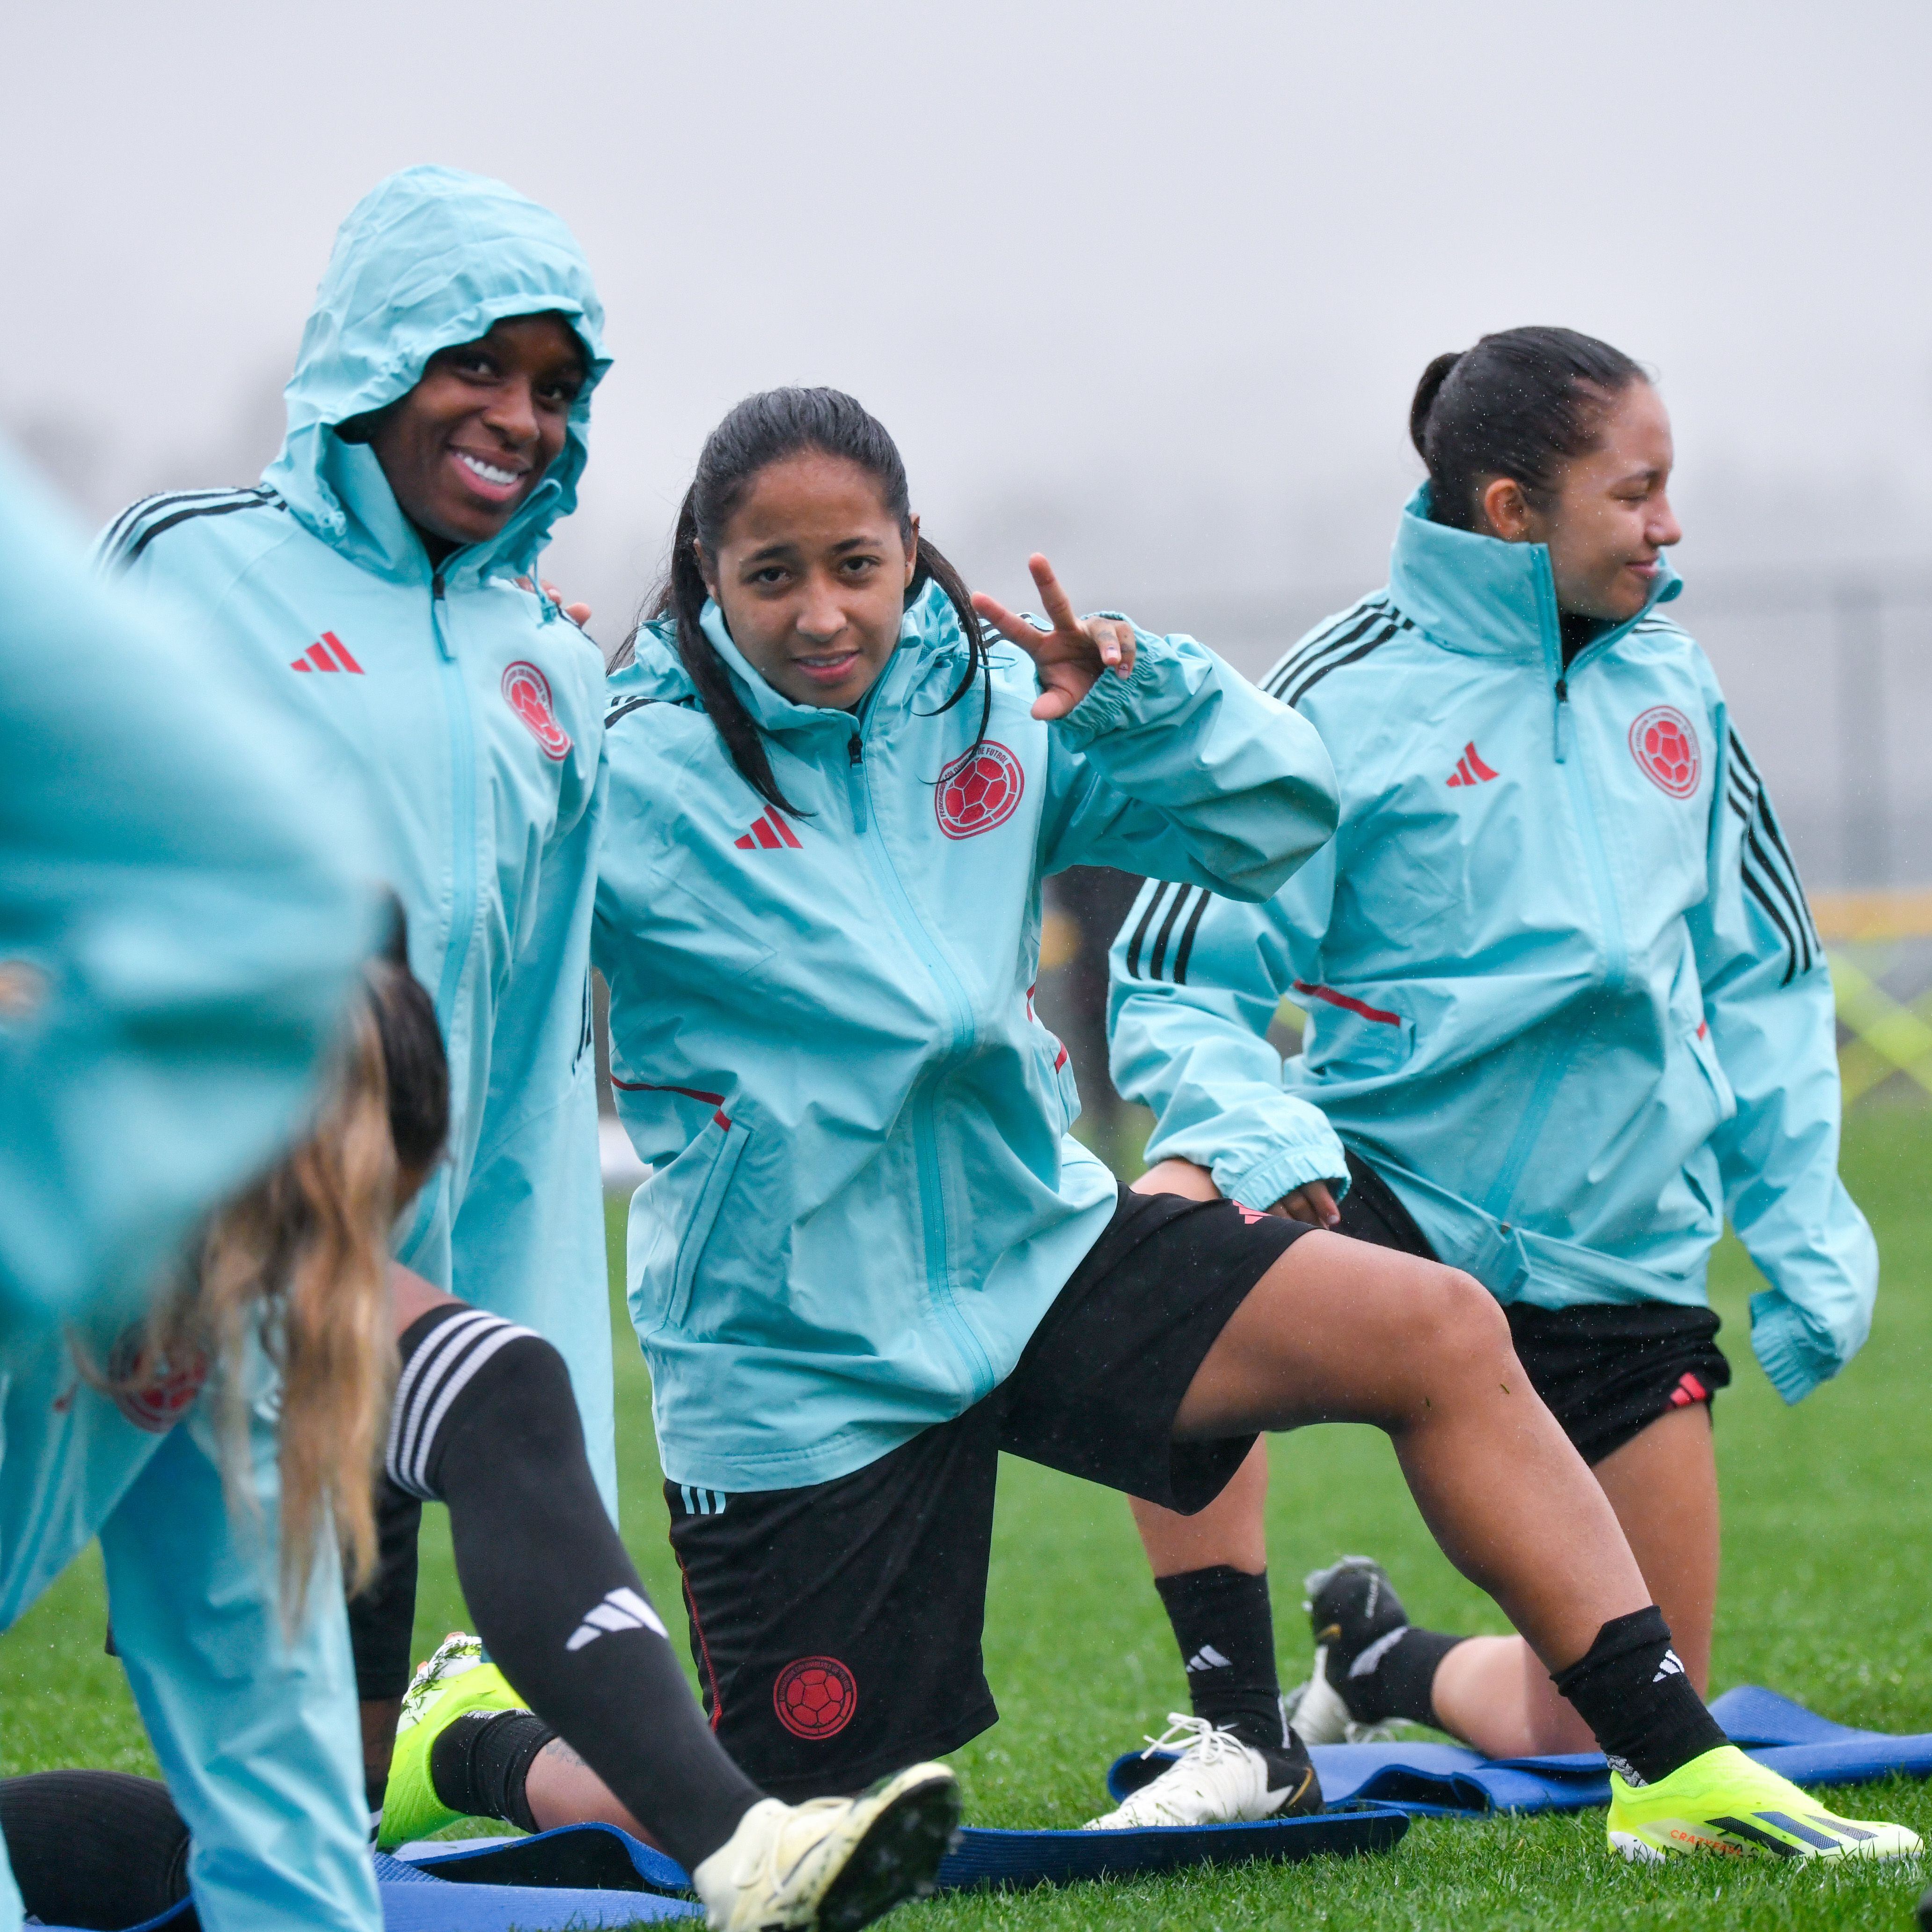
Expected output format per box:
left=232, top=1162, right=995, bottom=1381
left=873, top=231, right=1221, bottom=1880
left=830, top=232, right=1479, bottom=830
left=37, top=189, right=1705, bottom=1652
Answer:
left=7, top=1, right=1930, bottom=625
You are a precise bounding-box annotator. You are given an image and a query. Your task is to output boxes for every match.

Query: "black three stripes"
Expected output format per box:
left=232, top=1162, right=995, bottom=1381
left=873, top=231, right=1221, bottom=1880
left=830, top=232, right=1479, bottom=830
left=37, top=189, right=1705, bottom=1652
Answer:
left=1725, top=729, right=1819, bottom=986
left=1261, top=596, right=1412, bottom=709
left=98, top=487, right=281, bottom=569
left=1122, top=879, right=1213, bottom=984
left=1123, top=600, right=1410, bottom=986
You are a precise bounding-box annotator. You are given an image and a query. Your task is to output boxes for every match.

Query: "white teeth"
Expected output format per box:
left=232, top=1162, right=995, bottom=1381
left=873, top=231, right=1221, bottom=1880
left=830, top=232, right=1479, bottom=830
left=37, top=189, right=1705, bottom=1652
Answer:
left=456, top=452, right=520, bottom=486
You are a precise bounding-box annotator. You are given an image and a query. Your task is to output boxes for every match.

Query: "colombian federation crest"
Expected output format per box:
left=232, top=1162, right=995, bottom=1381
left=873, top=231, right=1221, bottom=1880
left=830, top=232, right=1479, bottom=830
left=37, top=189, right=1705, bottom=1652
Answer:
left=1629, top=705, right=1701, bottom=798
left=774, top=1655, right=858, bottom=1739
left=502, top=661, right=572, bottom=761
left=936, top=741, right=1024, bottom=839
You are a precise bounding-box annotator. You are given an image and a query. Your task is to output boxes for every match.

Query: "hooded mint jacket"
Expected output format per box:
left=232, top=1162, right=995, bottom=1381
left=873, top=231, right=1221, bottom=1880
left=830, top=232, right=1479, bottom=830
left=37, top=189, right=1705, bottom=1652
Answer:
left=99, top=167, right=619, bottom=1494
left=595, top=583, right=1339, bottom=1491
left=3, top=448, right=379, bottom=1932
left=1109, top=489, right=1873, bottom=1406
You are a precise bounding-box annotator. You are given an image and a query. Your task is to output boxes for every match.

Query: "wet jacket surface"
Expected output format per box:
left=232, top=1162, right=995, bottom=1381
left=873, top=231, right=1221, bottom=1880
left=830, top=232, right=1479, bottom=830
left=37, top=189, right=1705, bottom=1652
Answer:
left=595, top=584, right=1339, bottom=1491
left=99, top=167, right=618, bottom=1490
left=3, top=446, right=378, bottom=1930
left=1110, top=489, right=1873, bottom=1405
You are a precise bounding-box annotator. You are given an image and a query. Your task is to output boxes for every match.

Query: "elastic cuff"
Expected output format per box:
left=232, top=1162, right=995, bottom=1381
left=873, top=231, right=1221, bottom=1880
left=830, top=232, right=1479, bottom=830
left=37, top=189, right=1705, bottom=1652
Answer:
left=1749, top=1294, right=1840, bottom=1405
left=1221, top=1140, right=1352, bottom=1215
left=1055, top=627, right=1165, bottom=746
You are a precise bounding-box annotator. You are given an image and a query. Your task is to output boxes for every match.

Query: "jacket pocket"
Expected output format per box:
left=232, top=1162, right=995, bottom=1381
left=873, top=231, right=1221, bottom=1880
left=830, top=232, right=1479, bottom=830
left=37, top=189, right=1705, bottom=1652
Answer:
left=1684, top=1018, right=1737, bottom=1127
left=632, top=1109, right=749, bottom=1336
left=1295, top=981, right=1415, bottom=1075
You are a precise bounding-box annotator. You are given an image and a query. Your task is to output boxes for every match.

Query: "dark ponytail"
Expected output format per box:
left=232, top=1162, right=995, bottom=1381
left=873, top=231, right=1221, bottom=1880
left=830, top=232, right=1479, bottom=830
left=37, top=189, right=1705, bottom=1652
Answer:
left=1410, top=327, right=1646, bottom=533
left=629, top=387, right=988, bottom=820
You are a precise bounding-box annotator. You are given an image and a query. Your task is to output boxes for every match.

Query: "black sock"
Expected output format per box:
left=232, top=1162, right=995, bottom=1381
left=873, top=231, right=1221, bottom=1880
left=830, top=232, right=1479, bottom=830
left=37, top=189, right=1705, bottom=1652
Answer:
left=1156, top=1566, right=1288, bottom=1754
left=1551, top=1606, right=1727, bottom=1785
left=348, top=1478, right=424, bottom=1704
left=1332, top=1626, right=1467, bottom=1727
left=393, top=1305, right=764, bottom=1871
left=0, top=1771, right=191, bottom=1930
left=431, top=1710, right=556, bottom=1835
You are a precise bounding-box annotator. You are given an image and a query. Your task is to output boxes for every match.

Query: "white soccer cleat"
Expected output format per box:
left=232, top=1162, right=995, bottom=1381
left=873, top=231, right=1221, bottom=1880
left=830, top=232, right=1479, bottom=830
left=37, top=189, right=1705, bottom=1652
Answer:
left=691, top=1764, right=959, bottom=1932
left=1083, top=1714, right=1319, bottom=1830
left=1281, top=1656, right=1400, bottom=1746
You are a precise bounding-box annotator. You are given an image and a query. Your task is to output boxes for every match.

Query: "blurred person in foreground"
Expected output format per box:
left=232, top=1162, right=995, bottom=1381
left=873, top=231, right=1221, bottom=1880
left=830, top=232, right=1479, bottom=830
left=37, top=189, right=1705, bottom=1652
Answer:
left=1104, top=329, right=1896, bottom=1865
left=0, top=437, right=381, bottom=1930
left=1, top=939, right=959, bottom=1932
left=97, top=163, right=622, bottom=1813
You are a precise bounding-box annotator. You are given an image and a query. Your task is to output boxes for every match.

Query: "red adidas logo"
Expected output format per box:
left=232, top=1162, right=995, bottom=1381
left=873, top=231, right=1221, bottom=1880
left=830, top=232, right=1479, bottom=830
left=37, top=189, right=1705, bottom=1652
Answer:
left=734, top=811, right=802, bottom=851
left=1445, top=741, right=1498, bottom=788
left=290, top=632, right=362, bottom=674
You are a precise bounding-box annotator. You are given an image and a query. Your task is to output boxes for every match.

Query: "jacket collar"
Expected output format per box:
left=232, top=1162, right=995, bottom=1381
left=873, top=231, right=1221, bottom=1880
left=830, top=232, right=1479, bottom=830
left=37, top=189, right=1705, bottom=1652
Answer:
left=1388, top=484, right=1681, bottom=666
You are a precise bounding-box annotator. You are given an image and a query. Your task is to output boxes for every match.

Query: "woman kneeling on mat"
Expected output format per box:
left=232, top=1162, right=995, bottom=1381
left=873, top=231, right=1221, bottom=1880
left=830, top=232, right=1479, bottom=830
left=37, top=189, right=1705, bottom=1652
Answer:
left=1105, top=328, right=1901, bottom=1863
left=398, top=384, right=1906, bottom=1866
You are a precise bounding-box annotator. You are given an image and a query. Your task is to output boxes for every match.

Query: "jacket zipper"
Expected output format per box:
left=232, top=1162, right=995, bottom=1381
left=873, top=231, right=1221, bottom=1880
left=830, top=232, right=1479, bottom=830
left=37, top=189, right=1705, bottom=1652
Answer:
left=398, top=568, right=480, bottom=1266
left=428, top=569, right=480, bottom=1034
left=1486, top=566, right=1628, bottom=1220
left=845, top=716, right=995, bottom=1395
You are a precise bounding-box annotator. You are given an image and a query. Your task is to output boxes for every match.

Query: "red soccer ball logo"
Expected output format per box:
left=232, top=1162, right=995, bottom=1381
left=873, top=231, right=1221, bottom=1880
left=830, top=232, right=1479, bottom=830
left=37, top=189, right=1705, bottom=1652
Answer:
left=936, top=740, right=1024, bottom=838
left=774, top=1656, right=857, bottom=1739
left=502, top=661, right=573, bottom=762
left=1628, top=705, right=1701, bottom=798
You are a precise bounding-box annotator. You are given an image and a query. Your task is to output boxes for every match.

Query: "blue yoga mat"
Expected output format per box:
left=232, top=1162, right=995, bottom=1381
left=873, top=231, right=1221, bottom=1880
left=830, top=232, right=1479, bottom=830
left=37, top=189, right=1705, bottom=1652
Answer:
left=403, top=1802, right=1409, bottom=1896
left=37, top=1839, right=699, bottom=1932
left=1106, top=1686, right=1932, bottom=1818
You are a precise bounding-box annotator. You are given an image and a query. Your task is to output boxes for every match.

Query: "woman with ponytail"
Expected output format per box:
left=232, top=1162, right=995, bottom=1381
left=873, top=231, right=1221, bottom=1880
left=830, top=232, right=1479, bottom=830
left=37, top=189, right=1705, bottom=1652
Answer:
left=558, top=385, right=1824, bottom=1872
left=1104, top=329, right=1903, bottom=1863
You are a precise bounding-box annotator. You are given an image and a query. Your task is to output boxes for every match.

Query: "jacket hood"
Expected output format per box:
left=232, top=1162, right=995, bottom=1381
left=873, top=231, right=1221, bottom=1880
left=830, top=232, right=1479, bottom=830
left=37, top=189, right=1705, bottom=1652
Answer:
left=1389, top=484, right=1681, bottom=664
left=263, top=165, right=611, bottom=584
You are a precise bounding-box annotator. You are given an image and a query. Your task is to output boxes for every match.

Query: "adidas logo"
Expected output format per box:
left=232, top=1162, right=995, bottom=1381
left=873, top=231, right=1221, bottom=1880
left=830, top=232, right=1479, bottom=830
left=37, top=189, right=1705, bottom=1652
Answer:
left=1654, top=1649, right=1685, bottom=1683
left=290, top=631, right=363, bottom=674
left=1445, top=741, right=1498, bottom=787
left=565, top=1587, right=668, bottom=1653
left=734, top=810, right=802, bottom=850
left=1184, top=1645, right=1233, bottom=1673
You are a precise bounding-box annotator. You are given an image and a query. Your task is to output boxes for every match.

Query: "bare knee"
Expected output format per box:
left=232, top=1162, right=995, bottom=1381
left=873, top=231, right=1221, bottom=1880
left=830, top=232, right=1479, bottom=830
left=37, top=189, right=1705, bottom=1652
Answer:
left=1402, top=1266, right=1515, bottom=1400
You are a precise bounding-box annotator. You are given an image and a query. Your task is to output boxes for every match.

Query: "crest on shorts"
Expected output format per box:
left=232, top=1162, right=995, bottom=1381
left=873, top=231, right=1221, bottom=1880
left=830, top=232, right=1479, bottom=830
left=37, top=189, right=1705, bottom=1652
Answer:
left=106, top=1334, right=210, bottom=1434
left=502, top=661, right=572, bottom=761
left=936, top=741, right=1024, bottom=839
left=1628, top=705, right=1700, bottom=798
left=774, top=1655, right=858, bottom=1740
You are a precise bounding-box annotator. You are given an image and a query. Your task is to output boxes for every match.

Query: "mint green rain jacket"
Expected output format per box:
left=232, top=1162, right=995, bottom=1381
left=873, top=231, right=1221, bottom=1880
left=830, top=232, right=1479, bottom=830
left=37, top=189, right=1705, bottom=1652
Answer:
left=3, top=444, right=380, bottom=1932
left=596, top=585, right=1339, bottom=1493
left=1110, top=490, right=1874, bottom=1405
left=100, top=167, right=619, bottom=1494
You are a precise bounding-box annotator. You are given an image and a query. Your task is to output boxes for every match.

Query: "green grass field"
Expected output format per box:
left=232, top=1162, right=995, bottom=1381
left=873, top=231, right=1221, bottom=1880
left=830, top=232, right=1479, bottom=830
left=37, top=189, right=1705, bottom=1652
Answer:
left=5, top=1112, right=1928, bottom=1928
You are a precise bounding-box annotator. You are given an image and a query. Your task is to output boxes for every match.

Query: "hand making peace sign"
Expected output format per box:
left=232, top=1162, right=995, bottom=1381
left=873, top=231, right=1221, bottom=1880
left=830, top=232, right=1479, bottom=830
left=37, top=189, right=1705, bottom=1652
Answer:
left=970, top=555, right=1137, bottom=722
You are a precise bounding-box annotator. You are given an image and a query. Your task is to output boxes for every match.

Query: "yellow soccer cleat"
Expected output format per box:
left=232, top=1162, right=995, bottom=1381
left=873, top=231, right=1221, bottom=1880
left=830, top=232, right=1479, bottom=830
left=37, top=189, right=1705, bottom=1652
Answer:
left=1607, top=1744, right=1921, bottom=1863
left=376, top=1632, right=528, bottom=1849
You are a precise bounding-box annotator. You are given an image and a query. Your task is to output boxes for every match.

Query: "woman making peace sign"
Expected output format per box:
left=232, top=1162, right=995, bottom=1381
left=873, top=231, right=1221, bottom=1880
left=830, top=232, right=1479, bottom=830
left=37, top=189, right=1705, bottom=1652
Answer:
left=566, top=387, right=1854, bottom=1866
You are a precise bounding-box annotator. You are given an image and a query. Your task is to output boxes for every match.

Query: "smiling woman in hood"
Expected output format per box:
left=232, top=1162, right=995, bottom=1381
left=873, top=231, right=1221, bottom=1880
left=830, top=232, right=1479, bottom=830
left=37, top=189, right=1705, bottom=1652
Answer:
left=95, top=158, right=622, bottom=1831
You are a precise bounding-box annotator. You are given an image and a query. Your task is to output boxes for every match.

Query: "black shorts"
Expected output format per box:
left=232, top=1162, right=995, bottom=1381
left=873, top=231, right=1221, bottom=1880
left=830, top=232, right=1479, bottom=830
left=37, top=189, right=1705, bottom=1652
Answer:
left=1338, top=1150, right=1731, bottom=1467
left=664, top=1186, right=1310, bottom=1798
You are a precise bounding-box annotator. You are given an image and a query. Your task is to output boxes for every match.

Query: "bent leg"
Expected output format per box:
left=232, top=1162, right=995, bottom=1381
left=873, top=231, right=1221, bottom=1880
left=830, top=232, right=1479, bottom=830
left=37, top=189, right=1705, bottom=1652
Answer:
left=396, top=1305, right=762, bottom=1872
left=1176, top=1233, right=1649, bottom=1675
left=1430, top=1402, right=1720, bottom=1754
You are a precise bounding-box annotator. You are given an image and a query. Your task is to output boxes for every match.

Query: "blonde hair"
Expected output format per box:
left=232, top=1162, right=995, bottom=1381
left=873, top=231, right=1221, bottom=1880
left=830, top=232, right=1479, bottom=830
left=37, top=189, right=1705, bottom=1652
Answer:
left=102, top=988, right=401, bottom=1614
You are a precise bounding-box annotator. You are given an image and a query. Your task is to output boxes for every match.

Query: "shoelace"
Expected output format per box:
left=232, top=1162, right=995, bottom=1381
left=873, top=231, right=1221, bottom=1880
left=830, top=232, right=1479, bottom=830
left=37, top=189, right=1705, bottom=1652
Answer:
left=1134, top=1713, right=1244, bottom=1766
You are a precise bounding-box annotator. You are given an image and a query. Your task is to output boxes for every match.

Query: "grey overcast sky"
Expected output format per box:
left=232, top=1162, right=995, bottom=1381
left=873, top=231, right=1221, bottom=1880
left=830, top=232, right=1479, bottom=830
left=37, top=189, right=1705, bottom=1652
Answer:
left=6, top=0, right=1931, bottom=642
